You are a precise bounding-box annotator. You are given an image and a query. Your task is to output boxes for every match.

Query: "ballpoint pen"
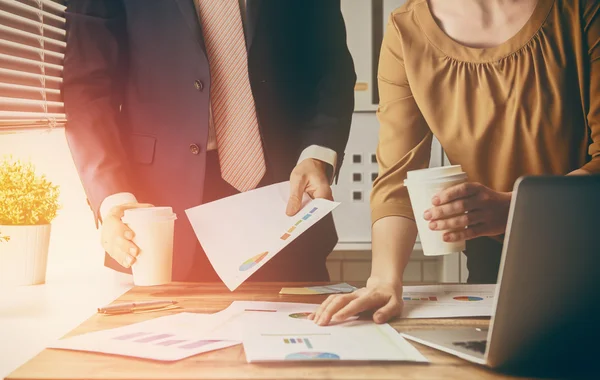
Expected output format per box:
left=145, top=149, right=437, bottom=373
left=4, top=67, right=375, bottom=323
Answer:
left=97, top=300, right=178, bottom=314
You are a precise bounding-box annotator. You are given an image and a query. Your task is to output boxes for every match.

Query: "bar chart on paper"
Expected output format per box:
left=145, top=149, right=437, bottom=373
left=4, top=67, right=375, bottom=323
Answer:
left=283, top=337, right=314, bottom=349
left=280, top=207, right=319, bottom=241
left=48, top=312, right=240, bottom=361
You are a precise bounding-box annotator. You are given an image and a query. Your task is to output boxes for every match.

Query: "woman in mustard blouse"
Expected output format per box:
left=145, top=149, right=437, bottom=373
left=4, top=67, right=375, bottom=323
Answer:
left=312, top=0, right=599, bottom=325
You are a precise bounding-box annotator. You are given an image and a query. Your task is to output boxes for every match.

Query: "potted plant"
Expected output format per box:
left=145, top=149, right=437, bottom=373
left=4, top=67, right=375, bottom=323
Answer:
left=0, top=157, right=60, bottom=286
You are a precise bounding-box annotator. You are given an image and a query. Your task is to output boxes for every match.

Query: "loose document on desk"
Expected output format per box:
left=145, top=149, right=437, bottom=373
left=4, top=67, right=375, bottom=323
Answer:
left=48, top=308, right=241, bottom=361
left=242, top=310, right=428, bottom=363
left=400, top=284, right=495, bottom=318
left=186, top=182, right=340, bottom=291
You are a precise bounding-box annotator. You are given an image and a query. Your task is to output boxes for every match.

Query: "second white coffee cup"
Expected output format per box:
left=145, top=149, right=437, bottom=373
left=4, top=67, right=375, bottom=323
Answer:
left=404, top=165, right=468, bottom=256
left=122, top=206, right=177, bottom=286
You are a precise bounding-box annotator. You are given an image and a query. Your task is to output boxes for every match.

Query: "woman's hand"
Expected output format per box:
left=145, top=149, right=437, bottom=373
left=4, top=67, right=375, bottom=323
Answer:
left=424, top=182, right=512, bottom=242
left=308, top=277, right=404, bottom=325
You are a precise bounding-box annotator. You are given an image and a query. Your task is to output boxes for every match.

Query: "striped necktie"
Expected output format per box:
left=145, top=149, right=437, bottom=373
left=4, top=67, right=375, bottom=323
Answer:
left=197, top=0, right=266, bottom=192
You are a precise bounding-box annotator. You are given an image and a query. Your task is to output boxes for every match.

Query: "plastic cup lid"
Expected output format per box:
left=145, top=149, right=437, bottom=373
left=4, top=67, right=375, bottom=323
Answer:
left=122, top=207, right=177, bottom=223
left=406, top=165, right=463, bottom=181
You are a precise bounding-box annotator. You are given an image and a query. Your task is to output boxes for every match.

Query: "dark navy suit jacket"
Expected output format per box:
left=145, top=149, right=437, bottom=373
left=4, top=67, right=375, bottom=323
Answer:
left=63, top=0, right=356, bottom=281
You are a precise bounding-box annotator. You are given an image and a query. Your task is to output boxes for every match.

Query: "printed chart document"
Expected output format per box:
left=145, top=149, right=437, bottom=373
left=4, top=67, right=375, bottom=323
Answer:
left=242, top=311, right=428, bottom=363
left=48, top=308, right=241, bottom=361
left=186, top=182, right=340, bottom=291
left=400, top=284, right=496, bottom=318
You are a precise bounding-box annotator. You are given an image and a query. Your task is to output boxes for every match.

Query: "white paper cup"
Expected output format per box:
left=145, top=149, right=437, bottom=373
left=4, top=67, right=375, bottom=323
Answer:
left=122, top=207, right=177, bottom=286
left=405, top=166, right=468, bottom=256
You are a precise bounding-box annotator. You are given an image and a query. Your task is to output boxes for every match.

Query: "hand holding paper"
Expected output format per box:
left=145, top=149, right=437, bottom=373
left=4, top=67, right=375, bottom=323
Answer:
left=185, top=182, right=340, bottom=291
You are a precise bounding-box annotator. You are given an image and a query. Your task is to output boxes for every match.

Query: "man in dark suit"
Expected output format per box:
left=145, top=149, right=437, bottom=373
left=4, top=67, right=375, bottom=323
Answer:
left=63, top=0, right=356, bottom=282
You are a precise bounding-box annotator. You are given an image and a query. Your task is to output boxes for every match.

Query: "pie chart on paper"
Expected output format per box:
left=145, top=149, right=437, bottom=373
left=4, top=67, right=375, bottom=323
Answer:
left=239, top=252, right=269, bottom=272
left=453, top=296, right=484, bottom=302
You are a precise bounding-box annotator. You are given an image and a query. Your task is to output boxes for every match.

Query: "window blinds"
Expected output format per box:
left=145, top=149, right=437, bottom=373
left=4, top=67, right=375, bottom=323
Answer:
left=0, top=0, right=66, bottom=131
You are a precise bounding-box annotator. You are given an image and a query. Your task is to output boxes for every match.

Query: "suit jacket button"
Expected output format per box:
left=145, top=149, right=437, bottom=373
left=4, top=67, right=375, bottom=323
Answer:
left=189, top=144, right=201, bottom=155
left=194, top=80, right=204, bottom=91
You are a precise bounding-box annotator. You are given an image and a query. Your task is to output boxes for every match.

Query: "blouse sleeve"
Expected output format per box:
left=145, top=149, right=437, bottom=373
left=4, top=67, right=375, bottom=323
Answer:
left=370, top=16, right=433, bottom=224
left=581, top=0, right=600, bottom=173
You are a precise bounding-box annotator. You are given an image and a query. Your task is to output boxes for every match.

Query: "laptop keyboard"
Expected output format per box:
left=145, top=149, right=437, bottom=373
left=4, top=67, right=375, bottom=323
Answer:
left=452, top=340, right=488, bottom=354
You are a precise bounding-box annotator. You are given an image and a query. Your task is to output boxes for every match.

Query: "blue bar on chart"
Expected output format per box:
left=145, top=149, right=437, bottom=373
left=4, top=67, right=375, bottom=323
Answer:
left=302, top=214, right=312, bottom=220
left=134, top=334, right=174, bottom=343
left=180, top=340, right=220, bottom=349
left=113, top=332, right=148, bottom=341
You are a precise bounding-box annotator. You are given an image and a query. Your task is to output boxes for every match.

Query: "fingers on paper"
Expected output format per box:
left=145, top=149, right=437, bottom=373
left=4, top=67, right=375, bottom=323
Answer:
left=330, top=291, right=389, bottom=324
left=317, top=293, right=358, bottom=326
left=286, top=172, right=308, bottom=216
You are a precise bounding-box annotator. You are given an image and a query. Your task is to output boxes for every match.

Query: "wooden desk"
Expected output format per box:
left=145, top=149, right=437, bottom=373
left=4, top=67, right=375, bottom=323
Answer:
left=6, top=282, right=535, bottom=380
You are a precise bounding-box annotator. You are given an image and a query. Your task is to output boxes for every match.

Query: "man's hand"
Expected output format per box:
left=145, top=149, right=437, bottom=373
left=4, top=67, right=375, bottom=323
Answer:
left=424, top=182, right=512, bottom=242
left=308, top=277, right=404, bottom=325
left=286, top=158, right=333, bottom=216
left=101, top=202, right=154, bottom=268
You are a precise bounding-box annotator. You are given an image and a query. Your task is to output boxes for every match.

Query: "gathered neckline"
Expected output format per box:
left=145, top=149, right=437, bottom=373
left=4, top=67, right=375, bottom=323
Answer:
left=415, top=0, right=556, bottom=63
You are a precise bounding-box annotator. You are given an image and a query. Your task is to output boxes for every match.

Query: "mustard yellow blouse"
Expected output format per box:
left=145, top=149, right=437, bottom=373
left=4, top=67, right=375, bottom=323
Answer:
left=371, top=0, right=600, bottom=223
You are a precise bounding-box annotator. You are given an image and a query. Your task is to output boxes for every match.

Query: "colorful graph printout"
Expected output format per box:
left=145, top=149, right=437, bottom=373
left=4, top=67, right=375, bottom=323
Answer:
left=453, top=296, right=484, bottom=302
left=185, top=182, right=341, bottom=291
left=285, top=352, right=340, bottom=360
left=281, top=207, right=319, bottom=241
left=403, top=296, right=438, bottom=301
left=283, top=337, right=313, bottom=349
left=239, top=252, right=269, bottom=272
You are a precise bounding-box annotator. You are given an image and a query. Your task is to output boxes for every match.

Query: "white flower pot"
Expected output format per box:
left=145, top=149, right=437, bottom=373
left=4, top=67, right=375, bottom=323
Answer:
left=0, top=224, right=51, bottom=286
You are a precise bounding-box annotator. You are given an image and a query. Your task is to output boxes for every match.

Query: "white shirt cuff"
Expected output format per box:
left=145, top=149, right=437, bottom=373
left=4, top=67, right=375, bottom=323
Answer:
left=297, top=145, right=338, bottom=184
left=99, top=192, right=138, bottom=221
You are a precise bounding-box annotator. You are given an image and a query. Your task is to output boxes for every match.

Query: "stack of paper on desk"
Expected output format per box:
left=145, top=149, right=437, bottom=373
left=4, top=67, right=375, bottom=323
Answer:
left=185, top=182, right=340, bottom=291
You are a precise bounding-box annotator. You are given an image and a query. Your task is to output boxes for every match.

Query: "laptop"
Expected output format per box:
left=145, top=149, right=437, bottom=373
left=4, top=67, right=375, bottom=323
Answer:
left=402, top=175, right=600, bottom=372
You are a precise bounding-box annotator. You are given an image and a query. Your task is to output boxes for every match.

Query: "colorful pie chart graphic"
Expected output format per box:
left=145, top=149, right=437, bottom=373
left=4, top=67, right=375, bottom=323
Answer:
left=453, top=296, right=484, bottom=302
left=289, top=312, right=312, bottom=319
left=285, top=352, right=340, bottom=360
left=239, top=252, right=269, bottom=272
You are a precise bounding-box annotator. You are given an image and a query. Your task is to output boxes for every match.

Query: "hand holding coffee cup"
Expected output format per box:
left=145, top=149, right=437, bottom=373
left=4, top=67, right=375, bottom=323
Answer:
left=404, top=166, right=468, bottom=256
left=121, top=207, right=177, bottom=286
left=424, top=182, right=513, bottom=243
left=101, top=202, right=155, bottom=268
